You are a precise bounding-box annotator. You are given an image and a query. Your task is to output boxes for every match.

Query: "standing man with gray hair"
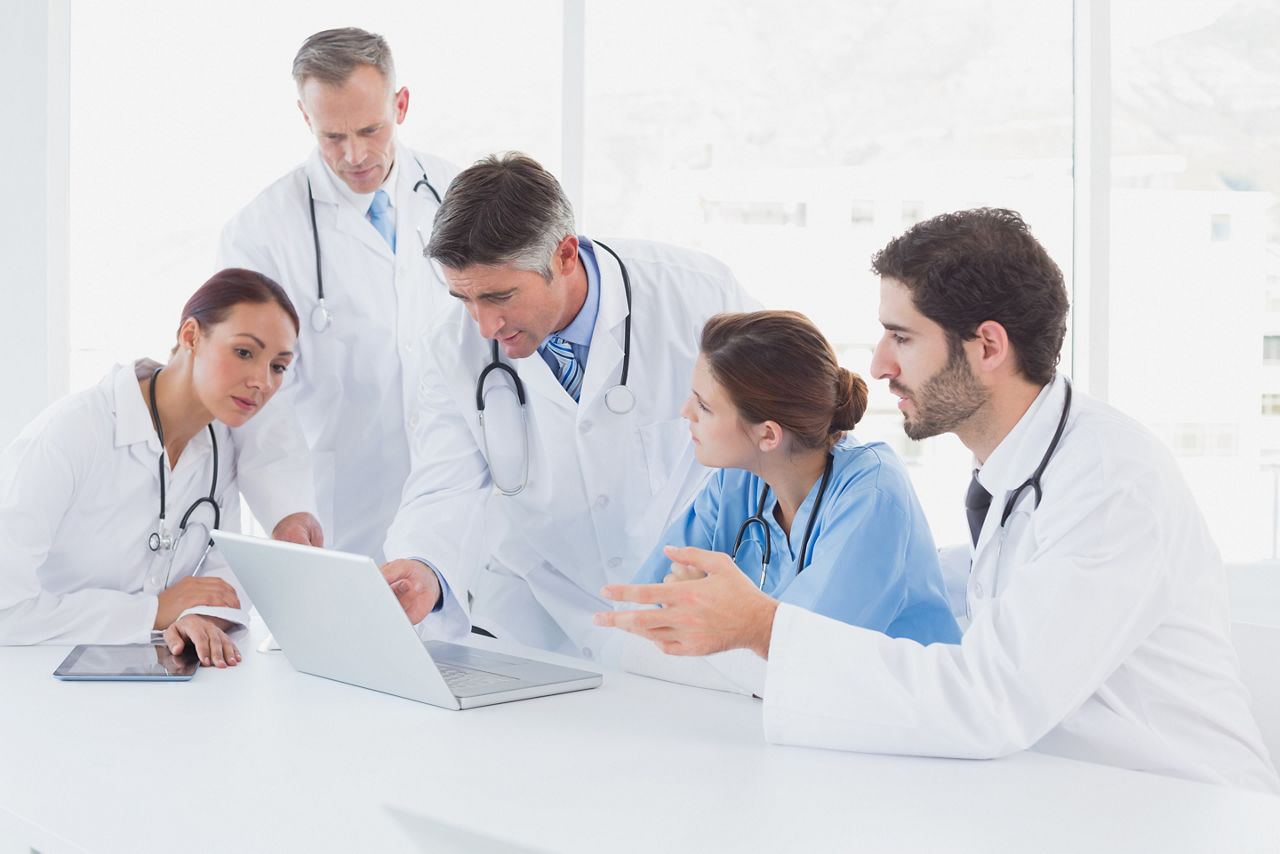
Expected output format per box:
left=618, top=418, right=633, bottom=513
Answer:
left=379, top=153, right=757, bottom=656
left=219, top=28, right=459, bottom=561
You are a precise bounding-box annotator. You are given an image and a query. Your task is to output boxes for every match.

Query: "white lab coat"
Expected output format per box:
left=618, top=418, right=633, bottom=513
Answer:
left=218, top=143, right=459, bottom=560
left=763, top=375, right=1280, bottom=794
left=0, top=361, right=251, bottom=644
left=383, top=238, right=757, bottom=658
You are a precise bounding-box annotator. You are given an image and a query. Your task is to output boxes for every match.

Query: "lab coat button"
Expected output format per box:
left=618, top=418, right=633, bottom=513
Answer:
left=595, top=495, right=609, bottom=508
left=579, top=420, right=593, bottom=434
left=408, top=414, right=420, bottom=430
left=607, top=557, right=622, bottom=568
left=581, top=648, right=594, bottom=660
left=974, top=582, right=984, bottom=598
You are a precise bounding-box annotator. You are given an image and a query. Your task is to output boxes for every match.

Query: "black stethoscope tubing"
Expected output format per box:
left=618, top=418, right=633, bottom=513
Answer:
left=475, top=238, right=633, bottom=416
left=145, top=367, right=220, bottom=552
left=305, top=157, right=442, bottom=331
left=733, top=452, right=835, bottom=590
left=998, top=377, right=1073, bottom=527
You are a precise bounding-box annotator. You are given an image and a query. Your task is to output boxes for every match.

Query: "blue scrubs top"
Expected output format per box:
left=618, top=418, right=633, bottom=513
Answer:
left=634, top=435, right=961, bottom=645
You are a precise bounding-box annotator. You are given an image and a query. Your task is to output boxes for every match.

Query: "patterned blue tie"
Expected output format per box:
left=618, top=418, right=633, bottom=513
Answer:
left=543, top=335, right=582, bottom=402
left=367, top=189, right=395, bottom=252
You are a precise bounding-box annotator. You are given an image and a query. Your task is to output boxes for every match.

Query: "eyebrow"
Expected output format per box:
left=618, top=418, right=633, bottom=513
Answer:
left=881, top=322, right=917, bottom=334
left=448, top=288, right=517, bottom=302
left=233, top=333, right=294, bottom=357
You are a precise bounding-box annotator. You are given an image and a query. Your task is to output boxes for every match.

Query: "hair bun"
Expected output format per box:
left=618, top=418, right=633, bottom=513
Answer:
left=830, top=368, right=869, bottom=433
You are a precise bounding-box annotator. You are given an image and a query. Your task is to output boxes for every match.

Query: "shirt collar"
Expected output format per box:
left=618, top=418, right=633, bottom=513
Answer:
left=112, top=359, right=164, bottom=451
left=324, top=151, right=400, bottom=215
left=551, top=235, right=601, bottom=348
left=111, top=359, right=217, bottom=458
left=974, top=374, right=1067, bottom=499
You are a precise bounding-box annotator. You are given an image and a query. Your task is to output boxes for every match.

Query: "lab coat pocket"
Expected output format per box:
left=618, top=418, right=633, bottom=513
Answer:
left=637, top=418, right=692, bottom=496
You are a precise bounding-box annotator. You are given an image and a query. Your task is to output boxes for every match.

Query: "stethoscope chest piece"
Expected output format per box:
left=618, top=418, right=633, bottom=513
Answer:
left=148, top=530, right=170, bottom=552
left=311, top=300, right=332, bottom=333
left=604, top=384, right=636, bottom=415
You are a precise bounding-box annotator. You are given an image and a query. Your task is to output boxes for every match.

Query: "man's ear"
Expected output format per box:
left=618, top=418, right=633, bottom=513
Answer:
left=972, top=320, right=1013, bottom=376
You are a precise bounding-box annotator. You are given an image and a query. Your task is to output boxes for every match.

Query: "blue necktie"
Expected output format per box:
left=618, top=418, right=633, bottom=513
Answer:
left=367, top=189, right=395, bottom=252
left=542, top=335, right=582, bottom=402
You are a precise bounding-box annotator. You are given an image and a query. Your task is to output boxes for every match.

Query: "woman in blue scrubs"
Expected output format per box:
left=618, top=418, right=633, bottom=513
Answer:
left=634, top=311, right=959, bottom=645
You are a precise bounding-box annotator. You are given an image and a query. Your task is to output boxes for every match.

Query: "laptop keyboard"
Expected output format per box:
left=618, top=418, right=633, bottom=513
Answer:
left=438, top=664, right=519, bottom=692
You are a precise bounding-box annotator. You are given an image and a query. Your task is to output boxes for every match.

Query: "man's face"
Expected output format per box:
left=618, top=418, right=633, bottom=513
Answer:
left=870, top=276, right=989, bottom=440
left=297, top=64, right=408, bottom=194
left=443, top=240, right=580, bottom=360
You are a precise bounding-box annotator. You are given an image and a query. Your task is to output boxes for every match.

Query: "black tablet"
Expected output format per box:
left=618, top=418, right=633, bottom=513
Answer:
left=53, top=643, right=199, bottom=681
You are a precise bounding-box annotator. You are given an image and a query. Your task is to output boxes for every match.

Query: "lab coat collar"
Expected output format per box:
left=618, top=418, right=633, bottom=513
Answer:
left=304, top=144, right=410, bottom=260
left=112, top=359, right=164, bottom=453
left=971, top=374, right=1067, bottom=555
left=111, top=359, right=217, bottom=465
left=576, top=236, right=628, bottom=407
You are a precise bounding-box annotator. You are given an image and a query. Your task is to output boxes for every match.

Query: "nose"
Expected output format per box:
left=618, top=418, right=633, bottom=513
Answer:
left=870, top=334, right=896, bottom=381
left=474, top=305, right=504, bottom=340
left=245, top=360, right=272, bottom=393
left=341, top=136, right=365, bottom=166
left=679, top=394, right=697, bottom=422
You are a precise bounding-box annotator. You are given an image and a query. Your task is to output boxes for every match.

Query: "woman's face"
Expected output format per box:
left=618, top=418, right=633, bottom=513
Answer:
left=186, top=302, right=297, bottom=428
left=680, top=354, right=760, bottom=469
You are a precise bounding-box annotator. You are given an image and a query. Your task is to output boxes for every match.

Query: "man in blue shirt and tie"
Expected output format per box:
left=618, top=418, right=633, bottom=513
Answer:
left=379, top=153, right=758, bottom=658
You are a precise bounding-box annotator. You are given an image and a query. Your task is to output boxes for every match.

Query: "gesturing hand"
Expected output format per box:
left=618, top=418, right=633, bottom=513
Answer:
left=594, top=546, right=779, bottom=659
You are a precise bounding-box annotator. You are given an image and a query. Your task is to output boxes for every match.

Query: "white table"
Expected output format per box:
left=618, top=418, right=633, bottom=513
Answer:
left=1, top=628, right=1276, bottom=854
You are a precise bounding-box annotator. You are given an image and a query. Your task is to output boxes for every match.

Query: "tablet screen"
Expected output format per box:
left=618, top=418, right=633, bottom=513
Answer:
left=54, top=644, right=199, bottom=680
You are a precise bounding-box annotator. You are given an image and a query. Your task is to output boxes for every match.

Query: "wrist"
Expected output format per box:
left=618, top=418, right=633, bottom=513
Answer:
left=411, top=559, right=445, bottom=612
left=750, top=596, right=780, bottom=660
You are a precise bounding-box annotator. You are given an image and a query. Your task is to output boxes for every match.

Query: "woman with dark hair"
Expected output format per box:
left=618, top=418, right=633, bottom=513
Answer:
left=0, top=268, right=302, bottom=667
left=632, top=311, right=959, bottom=650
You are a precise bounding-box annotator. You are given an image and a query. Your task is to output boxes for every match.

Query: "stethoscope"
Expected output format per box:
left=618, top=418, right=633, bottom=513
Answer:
left=477, top=239, right=636, bottom=497
left=997, top=377, right=1073, bottom=528
left=732, top=453, right=835, bottom=591
left=306, top=157, right=442, bottom=334
left=144, top=368, right=221, bottom=575
left=967, top=378, right=1073, bottom=619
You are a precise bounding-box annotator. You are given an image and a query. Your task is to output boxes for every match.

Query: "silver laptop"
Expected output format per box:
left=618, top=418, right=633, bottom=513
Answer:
left=211, top=531, right=601, bottom=709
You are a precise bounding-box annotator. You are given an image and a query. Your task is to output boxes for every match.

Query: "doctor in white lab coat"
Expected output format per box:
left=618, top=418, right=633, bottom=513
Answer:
left=599, top=208, right=1280, bottom=794
left=218, top=27, right=458, bottom=560
left=0, top=269, right=304, bottom=667
left=380, top=153, right=757, bottom=659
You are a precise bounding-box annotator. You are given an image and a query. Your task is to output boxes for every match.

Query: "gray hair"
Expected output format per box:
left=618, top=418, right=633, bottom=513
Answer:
left=426, top=153, right=577, bottom=280
left=292, top=27, right=396, bottom=90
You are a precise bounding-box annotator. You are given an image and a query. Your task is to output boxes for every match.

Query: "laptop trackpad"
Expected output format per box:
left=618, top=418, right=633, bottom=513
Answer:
left=424, top=641, right=599, bottom=694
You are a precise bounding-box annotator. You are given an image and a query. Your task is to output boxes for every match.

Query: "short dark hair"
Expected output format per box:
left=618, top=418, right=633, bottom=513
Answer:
left=426, top=152, right=576, bottom=279
left=871, top=208, right=1068, bottom=386
left=178, top=268, right=299, bottom=345
left=701, top=311, right=868, bottom=450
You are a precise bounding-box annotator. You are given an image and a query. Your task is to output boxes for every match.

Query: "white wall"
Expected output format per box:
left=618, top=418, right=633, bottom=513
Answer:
left=0, top=0, right=69, bottom=447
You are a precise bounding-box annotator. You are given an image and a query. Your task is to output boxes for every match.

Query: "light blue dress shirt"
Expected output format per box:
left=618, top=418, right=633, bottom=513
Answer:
left=538, top=235, right=601, bottom=374
left=634, top=436, right=961, bottom=645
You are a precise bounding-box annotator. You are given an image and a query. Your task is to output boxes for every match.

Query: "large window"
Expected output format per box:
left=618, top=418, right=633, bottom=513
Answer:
left=1109, top=1, right=1280, bottom=561
left=583, top=0, right=1073, bottom=545
left=55, top=1, right=1280, bottom=566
